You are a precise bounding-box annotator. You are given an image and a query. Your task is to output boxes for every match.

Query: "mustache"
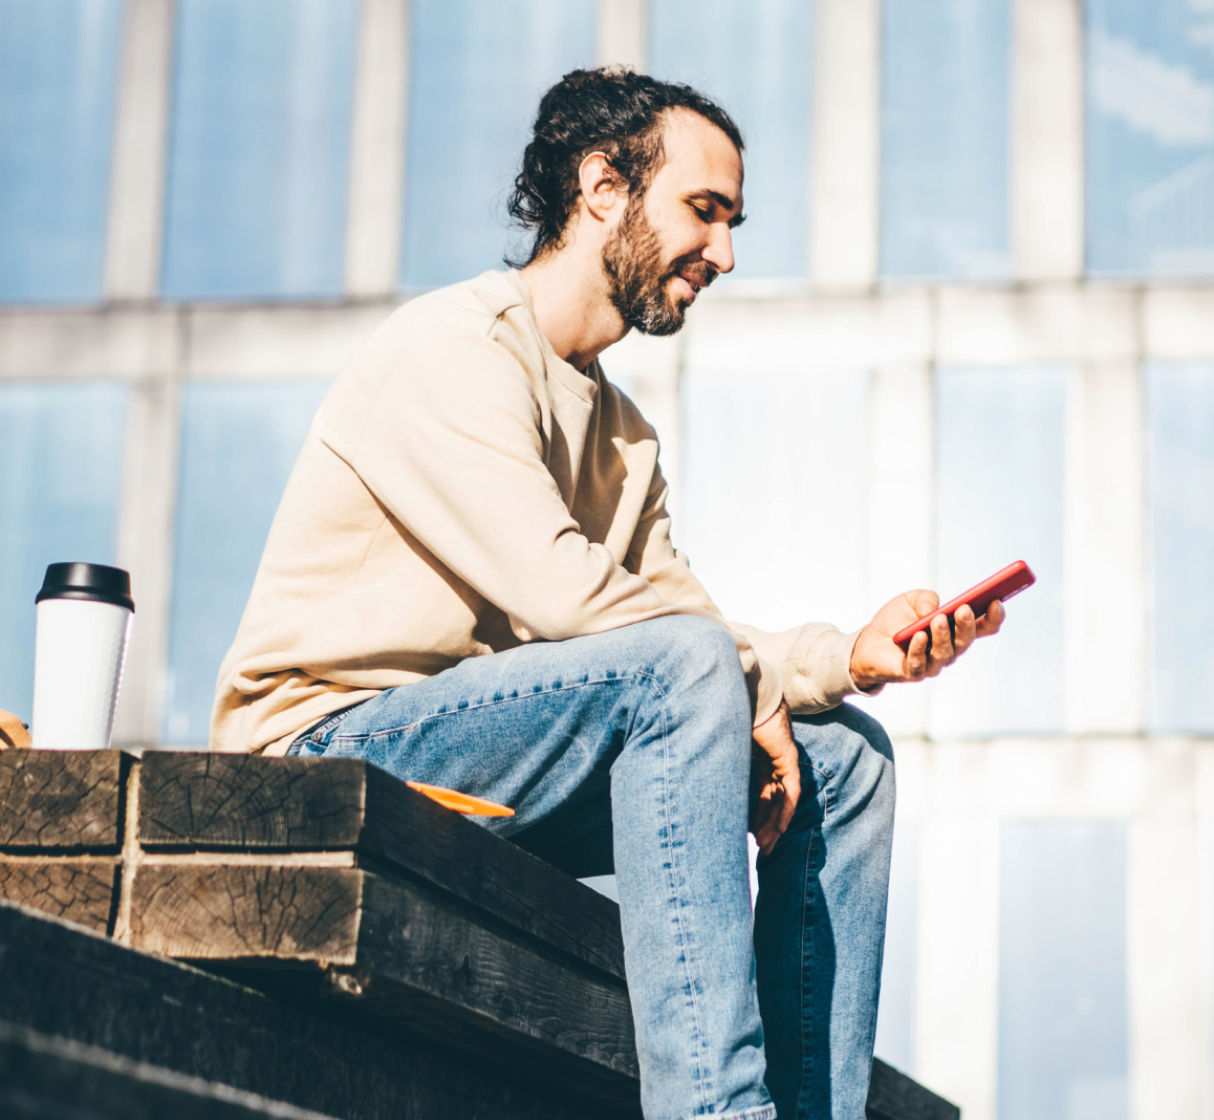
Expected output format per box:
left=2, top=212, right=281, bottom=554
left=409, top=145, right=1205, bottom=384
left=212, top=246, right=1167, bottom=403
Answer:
left=667, top=258, right=718, bottom=288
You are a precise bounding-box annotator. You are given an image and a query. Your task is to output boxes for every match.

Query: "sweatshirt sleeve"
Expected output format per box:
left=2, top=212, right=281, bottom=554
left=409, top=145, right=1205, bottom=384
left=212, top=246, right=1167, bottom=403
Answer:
left=626, top=457, right=869, bottom=717
left=324, top=328, right=778, bottom=719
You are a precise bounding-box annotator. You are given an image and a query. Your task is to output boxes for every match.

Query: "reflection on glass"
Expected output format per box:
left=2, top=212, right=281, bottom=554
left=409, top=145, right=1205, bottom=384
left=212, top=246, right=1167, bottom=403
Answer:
left=681, top=368, right=869, bottom=632
left=880, top=0, right=1010, bottom=279
left=0, top=0, right=122, bottom=302
left=1088, top=0, right=1214, bottom=276
left=0, top=383, right=127, bottom=720
left=874, top=819, right=918, bottom=1075
left=401, top=0, right=594, bottom=289
left=999, top=822, right=1128, bottom=1120
left=650, top=0, right=813, bottom=279
left=162, top=0, right=358, bottom=300
left=1147, top=363, right=1214, bottom=731
left=928, top=367, right=1066, bottom=737
left=163, top=380, right=330, bottom=743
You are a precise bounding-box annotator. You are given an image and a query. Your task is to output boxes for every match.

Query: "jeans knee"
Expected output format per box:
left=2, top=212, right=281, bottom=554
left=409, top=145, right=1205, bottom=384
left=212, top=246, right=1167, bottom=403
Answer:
left=795, top=703, right=895, bottom=822
left=837, top=704, right=893, bottom=767
left=639, top=615, right=747, bottom=688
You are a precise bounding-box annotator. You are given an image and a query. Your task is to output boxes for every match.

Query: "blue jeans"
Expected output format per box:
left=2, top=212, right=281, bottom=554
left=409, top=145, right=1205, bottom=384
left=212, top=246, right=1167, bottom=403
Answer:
left=289, top=616, right=894, bottom=1120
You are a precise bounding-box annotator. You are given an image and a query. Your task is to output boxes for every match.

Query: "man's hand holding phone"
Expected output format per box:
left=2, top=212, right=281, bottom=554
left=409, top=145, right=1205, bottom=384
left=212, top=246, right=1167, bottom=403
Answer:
left=848, top=561, right=1036, bottom=690
left=850, top=591, right=1005, bottom=690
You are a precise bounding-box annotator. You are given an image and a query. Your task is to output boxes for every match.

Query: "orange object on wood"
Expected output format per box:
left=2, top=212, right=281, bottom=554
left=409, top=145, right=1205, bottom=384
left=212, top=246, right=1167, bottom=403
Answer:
left=0, top=710, right=31, bottom=750
left=405, top=781, right=514, bottom=817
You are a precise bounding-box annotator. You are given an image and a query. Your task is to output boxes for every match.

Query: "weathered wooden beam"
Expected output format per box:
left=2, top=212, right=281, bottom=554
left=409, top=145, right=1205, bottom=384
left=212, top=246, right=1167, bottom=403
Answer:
left=0, top=901, right=626, bottom=1120
left=128, top=864, right=363, bottom=963
left=137, top=753, right=368, bottom=850
left=336, top=872, right=636, bottom=1083
left=867, top=1057, right=960, bottom=1120
left=0, top=750, right=123, bottom=850
left=0, top=859, right=118, bottom=932
left=0, top=1021, right=340, bottom=1120
left=137, top=753, right=626, bottom=980
left=123, top=862, right=637, bottom=1102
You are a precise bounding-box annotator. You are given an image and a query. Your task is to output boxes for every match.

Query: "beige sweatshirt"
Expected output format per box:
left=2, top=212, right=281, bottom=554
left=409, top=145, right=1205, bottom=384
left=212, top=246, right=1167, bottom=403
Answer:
left=210, top=270, right=863, bottom=755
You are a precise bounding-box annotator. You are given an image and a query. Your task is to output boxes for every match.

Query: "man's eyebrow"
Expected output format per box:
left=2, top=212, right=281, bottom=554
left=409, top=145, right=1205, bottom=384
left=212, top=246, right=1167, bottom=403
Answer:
left=689, top=189, right=746, bottom=227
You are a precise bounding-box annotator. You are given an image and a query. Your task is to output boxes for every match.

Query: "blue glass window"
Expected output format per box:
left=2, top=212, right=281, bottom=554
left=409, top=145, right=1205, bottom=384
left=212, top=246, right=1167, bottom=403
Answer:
left=161, top=0, right=359, bottom=300
left=681, top=368, right=870, bottom=631
left=0, top=382, right=128, bottom=721
left=400, top=0, right=595, bottom=289
left=1147, top=363, right=1214, bottom=731
left=0, top=0, right=123, bottom=302
left=650, top=0, right=813, bottom=280
left=880, top=0, right=1010, bottom=279
left=874, top=820, right=919, bottom=1074
left=1088, top=1, right=1214, bottom=276
left=999, top=822, right=1128, bottom=1120
left=162, top=380, right=330, bottom=743
left=928, top=367, right=1066, bottom=737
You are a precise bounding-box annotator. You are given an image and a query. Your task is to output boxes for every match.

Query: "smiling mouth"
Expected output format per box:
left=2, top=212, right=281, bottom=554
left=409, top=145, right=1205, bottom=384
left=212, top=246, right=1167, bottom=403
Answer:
left=671, top=267, right=715, bottom=299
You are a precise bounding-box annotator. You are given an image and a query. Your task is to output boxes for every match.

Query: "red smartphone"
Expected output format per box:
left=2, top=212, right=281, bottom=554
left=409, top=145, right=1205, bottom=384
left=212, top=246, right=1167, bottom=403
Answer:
left=893, top=560, right=1036, bottom=653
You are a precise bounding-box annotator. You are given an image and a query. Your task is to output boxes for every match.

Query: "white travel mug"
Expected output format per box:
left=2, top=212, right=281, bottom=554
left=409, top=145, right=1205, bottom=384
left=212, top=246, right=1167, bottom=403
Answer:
left=31, top=563, right=135, bottom=751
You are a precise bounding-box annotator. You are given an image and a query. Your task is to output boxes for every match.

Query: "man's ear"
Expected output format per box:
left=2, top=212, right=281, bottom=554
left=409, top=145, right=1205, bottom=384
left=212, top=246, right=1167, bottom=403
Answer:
left=579, top=151, right=627, bottom=223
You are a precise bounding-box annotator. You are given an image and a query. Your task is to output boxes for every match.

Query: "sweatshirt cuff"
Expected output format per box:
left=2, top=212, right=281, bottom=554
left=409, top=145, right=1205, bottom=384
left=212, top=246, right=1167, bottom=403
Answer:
left=784, top=626, right=881, bottom=711
left=749, top=654, right=784, bottom=729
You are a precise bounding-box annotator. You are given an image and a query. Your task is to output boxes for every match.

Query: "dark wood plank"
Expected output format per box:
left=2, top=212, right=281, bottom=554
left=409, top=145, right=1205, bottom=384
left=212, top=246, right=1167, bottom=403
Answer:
left=124, top=860, right=636, bottom=1105
left=867, top=1057, right=961, bottom=1120
left=341, top=872, right=637, bottom=1089
left=0, top=750, right=123, bottom=850
left=138, top=753, right=367, bottom=850
left=0, top=1022, right=339, bottom=1120
left=137, top=753, right=626, bottom=981
left=0, top=901, right=619, bottom=1120
left=127, top=864, right=362, bottom=964
left=362, top=766, right=627, bottom=980
left=0, top=859, right=117, bottom=932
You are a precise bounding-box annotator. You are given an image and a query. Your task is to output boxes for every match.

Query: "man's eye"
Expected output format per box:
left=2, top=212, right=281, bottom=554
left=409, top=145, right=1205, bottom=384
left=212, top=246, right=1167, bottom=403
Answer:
left=691, top=206, right=711, bottom=222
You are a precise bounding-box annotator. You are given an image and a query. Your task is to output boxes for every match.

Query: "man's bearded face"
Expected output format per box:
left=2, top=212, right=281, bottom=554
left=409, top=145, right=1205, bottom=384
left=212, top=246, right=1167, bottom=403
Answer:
left=601, top=195, right=718, bottom=336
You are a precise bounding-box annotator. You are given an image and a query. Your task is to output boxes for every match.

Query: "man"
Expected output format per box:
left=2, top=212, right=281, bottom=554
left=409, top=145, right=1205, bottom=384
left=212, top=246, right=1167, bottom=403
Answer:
left=212, top=68, right=1002, bottom=1120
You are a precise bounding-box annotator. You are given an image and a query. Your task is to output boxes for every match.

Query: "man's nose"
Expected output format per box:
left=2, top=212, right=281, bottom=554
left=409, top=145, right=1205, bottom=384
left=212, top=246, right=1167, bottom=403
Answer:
left=702, top=223, right=735, bottom=275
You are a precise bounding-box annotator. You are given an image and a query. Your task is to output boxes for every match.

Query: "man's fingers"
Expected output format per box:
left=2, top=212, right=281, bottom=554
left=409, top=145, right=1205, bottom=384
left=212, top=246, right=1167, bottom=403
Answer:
left=927, top=614, right=954, bottom=674
left=906, top=629, right=929, bottom=679
left=908, top=589, right=940, bottom=617
left=952, top=604, right=977, bottom=656
left=976, top=599, right=1005, bottom=636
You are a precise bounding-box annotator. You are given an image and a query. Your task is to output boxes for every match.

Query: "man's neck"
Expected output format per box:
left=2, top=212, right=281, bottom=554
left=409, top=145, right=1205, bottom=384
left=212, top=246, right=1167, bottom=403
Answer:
left=520, top=251, right=629, bottom=373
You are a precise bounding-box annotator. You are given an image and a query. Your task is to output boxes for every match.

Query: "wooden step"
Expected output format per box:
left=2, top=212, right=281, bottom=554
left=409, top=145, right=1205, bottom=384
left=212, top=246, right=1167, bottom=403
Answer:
left=0, top=1020, right=339, bottom=1120
left=0, top=748, right=960, bottom=1120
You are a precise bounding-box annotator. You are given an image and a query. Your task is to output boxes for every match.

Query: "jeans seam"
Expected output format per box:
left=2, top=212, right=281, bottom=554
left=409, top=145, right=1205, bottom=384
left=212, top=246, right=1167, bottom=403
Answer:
left=795, top=820, right=814, bottom=1120
left=330, top=673, right=645, bottom=743
left=692, top=1107, right=776, bottom=1120
left=640, top=669, right=713, bottom=1114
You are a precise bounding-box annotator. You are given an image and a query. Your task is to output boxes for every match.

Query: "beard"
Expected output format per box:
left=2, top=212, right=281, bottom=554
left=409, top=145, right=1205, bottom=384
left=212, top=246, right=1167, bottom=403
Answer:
left=601, top=198, right=717, bottom=336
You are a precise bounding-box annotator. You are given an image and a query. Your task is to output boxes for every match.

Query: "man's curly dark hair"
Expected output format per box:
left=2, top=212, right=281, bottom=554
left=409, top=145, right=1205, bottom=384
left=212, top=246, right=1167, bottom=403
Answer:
left=506, top=66, right=744, bottom=268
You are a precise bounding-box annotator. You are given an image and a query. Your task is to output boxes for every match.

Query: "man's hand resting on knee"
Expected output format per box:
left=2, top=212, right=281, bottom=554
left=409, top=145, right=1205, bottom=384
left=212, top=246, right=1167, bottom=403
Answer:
left=849, top=590, right=1005, bottom=692
left=751, top=701, right=800, bottom=855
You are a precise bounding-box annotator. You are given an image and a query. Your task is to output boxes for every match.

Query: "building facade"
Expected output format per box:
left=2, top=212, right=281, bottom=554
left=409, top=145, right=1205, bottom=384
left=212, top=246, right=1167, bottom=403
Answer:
left=1, top=1, right=1213, bottom=1118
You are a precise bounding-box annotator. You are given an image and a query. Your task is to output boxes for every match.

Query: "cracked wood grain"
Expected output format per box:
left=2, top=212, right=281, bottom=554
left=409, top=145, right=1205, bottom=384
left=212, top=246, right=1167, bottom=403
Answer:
left=0, top=750, right=123, bottom=850
left=128, top=864, right=362, bottom=963
left=0, top=859, right=118, bottom=932
left=138, top=753, right=626, bottom=981
left=138, top=754, right=367, bottom=850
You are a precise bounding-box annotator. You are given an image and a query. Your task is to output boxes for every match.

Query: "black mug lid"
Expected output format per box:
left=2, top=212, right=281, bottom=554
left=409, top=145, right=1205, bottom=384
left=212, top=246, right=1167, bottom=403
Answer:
left=35, top=563, right=134, bottom=612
